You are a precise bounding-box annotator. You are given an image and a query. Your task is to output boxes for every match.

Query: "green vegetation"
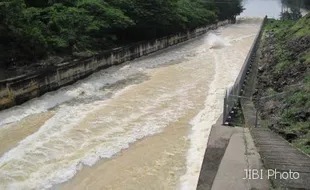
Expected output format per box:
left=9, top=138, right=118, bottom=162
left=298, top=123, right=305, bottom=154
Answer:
left=257, top=13, right=310, bottom=154
left=263, top=16, right=310, bottom=74
left=290, top=13, right=310, bottom=37
left=0, top=0, right=243, bottom=69
left=303, top=51, right=310, bottom=64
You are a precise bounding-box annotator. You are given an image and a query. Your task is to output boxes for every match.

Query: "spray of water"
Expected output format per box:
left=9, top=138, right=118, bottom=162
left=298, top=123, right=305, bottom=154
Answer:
left=205, top=33, right=230, bottom=49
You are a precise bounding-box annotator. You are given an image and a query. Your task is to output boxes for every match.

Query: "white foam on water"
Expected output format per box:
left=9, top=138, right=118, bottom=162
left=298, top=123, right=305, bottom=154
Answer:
left=0, top=67, right=138, bottom=126
left=179, top=20, right=262, bottom=190
left=179, top=50, right=224, bottom=190
left=205, top=33, right=230, bottom=49
left=0, top=76, right=197, bottom=190
left=0, top=85, right=133, bottom=190
left=0, top=36, right=205, bottom=127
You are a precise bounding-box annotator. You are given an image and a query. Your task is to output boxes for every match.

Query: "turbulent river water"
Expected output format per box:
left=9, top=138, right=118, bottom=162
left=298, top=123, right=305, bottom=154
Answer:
left=0, top=18, right=262, bottom=190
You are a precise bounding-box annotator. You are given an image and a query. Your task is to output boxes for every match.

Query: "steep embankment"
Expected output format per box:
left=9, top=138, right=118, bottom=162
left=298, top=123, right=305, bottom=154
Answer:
left=254, top=13, right=310, bottom=155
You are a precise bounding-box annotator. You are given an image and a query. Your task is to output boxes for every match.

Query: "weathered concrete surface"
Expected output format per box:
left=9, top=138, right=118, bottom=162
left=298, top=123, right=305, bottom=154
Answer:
left=197, top=116, right=234, bottom=190
left=251, top=128, right=310, bottom=190
left=240, top=28, right=262, bottom=129
left=0, top=21, right=229, bottom=111
left=240, top=57, right=262, bottom=128
left=223, top=17, right=266, bottom=124
left=197, top=116, right=270, bottom=190
left=243, top=128, right=271, bottom=190
left=212, top=127, right=270, bottom=190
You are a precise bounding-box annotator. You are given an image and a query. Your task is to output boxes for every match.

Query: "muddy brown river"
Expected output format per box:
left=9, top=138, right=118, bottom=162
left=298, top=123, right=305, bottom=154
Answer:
left=0, top=18, right=262, bottom=190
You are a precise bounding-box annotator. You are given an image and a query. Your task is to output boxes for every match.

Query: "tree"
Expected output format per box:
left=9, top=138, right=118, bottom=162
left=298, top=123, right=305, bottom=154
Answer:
left=280, top=8, right=302, bottom=21
left=109, top=0, right=185, bottom=39
left=177, top=0, right=217, bottom=30
left=0, top=0, right=244, bottom=69
left=214, top=0, right=244, bottom=21
left=0, top=0, right=47, bottom=66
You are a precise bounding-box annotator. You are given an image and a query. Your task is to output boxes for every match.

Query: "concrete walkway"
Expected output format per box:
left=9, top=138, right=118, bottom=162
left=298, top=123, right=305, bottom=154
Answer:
left=197, top=118, right=270, bottom=190
left=212, top=127, right=270, bottom=190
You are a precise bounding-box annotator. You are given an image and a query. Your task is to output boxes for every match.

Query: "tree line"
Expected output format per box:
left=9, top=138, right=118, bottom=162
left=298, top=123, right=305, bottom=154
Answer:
left=0, top=0, right=243, bottom=68
left=283, top=0, right=310, bottom=9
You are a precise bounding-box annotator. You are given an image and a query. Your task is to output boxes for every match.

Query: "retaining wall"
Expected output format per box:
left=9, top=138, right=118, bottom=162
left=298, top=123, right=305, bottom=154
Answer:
left=222, top=17, right=267, bottom=125
left=0, top=21, right=228, bottom=110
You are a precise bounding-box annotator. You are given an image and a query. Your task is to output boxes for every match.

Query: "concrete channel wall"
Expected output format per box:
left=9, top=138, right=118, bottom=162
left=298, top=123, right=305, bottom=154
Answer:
left=0, top=21, right=229, bottom=110
left=222, top=17, right=267, bottom=125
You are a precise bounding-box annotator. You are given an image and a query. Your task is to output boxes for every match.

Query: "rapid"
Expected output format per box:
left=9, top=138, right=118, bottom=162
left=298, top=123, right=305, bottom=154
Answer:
left=0, top=18, right=262, bottom=190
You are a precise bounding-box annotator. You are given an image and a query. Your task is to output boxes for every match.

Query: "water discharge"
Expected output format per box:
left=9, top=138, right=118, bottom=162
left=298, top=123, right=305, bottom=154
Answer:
left=206, top=33, right=231, bottom=49
left=0, top=19, right=262, bottom=190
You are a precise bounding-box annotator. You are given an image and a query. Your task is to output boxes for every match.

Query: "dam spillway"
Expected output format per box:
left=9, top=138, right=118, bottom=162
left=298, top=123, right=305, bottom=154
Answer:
left=0, top=18, right=262, bottom=190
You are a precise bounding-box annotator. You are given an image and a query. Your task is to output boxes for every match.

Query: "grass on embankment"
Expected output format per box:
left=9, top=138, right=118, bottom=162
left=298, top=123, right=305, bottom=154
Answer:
left=255, top=14, right=310, bottom=155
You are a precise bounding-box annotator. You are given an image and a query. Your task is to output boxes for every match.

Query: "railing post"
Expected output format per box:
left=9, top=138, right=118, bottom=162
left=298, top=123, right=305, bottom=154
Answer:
left=255, top=109, right=258, bottom=128
left=223, top=89, right=227, bottom=124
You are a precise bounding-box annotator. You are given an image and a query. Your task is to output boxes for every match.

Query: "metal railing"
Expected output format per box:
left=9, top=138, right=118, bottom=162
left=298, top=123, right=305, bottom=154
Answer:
left=222, top=16, right=268, bottom=125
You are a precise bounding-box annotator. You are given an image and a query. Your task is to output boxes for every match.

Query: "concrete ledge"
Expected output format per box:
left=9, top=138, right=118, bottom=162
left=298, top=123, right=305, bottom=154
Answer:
left=197, top=117, right=235, bottom=190
left=211, top=127, right=270, bottom=190
left=197, top=117, right=270, bottom=190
